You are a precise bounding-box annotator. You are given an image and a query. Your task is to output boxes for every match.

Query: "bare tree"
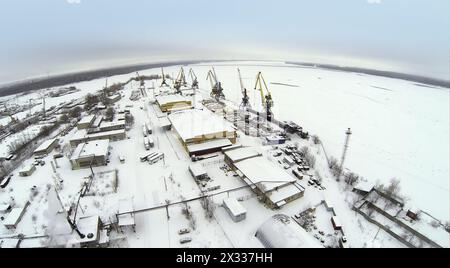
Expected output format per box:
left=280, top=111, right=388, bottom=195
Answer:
left=381, top=178, right=401, bottom=199
left=105, top=107, right=115, bottom=121
left=312, top=135, right=321, bottom=145
left=201, top=196, right=216, bottom=219
left=299, top=146, right=309, bottom=157
left=344, top=172, right=359, bottom=186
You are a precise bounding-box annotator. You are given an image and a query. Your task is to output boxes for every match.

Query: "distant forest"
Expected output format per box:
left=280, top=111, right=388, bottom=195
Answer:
left=0, top=60, right=204, bottom=97
left=286, top=61, right=450, bottom=89
left=0, top=60, right=448, bottom=97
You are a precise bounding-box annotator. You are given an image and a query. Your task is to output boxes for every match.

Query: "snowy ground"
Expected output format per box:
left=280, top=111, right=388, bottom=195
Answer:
left=0, top=61, right=448, bottom=248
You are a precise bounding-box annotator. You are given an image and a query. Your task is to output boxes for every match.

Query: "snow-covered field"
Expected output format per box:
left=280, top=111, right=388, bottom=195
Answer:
left=0, top=60, right=448, bottom=248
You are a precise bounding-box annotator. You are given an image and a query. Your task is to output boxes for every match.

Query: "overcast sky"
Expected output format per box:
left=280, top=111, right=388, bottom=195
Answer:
left=0, top=0, right=448, bottom=83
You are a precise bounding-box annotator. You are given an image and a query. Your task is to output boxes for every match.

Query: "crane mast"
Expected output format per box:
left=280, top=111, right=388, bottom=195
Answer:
left=206, top=67, right=225, bottom=101
left=189, top=68, right=198, bottom=89
left=238, top=68, right=250, bottom=109
left=254, top=71, right=274, bottom=122
left=174, top=67, right=187, bottom=94
left=160, top=67, right=169, bottom=87
left=136, top=72, right=145, bottom=88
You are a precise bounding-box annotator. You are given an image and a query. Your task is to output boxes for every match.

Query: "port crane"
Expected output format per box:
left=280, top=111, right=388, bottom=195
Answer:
left=136, top=72, right=147, bottom=97
left=188, top=68, right=199, bottom=89
left=238, top=68, right=250, bottom=109
left=136, top=72, right=145, bottom=88
left=206, top=67, right=225, bottom=101
left=160, top=67, right=169, bottom=87
left=254, top=72, right=274, bottom=122
left=173, top=67, right=187, bottom=94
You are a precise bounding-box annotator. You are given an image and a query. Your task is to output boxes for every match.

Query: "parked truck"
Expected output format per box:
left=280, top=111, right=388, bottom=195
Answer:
left=144, top=137, right=150, bottom=150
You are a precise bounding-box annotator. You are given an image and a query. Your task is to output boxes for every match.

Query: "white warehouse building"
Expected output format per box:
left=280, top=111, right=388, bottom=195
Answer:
left=255, top=214, right=322, bottom=248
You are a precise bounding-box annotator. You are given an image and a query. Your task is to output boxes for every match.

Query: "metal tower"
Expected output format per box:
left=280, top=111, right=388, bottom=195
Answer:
left=338, top=128, right=352, bottom=181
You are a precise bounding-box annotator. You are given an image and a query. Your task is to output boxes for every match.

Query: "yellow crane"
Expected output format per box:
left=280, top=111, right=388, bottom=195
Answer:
left=254, top=71, right=274, bottom=120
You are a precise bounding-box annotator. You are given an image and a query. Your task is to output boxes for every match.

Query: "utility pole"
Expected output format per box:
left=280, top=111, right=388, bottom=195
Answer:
left=338, top=128, right=352, bottom=181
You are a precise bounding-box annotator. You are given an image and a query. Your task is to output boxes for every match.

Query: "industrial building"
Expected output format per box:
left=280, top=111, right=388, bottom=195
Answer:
left=91, top=116, right=104, bottom=128
left=89, top=121, right=125, bottom=133
left=19, top=164, right=36, bottom=177
left=168, top=109, right=237, bottom=154
left=70, top=139, right=109, bottom=169
left=187, top=138, right=232, bottom=156
left=70, top=129, right=126, bottom=147
left=255, top=214, right=322, bottom=248
left=156, top=95, right=192, bottom=112
left=77, top=115, right=96, bottom=129
left=3, top=202, right=30, bottom=229
left=224, top=146, right=261, bottom=166
left=223, top=197, right=246, bottom=222
left=225, top=147, right=305, bottom=209
left=106, top=94, right=121, bottom=104
left=33, top=138, right=59, bottom=156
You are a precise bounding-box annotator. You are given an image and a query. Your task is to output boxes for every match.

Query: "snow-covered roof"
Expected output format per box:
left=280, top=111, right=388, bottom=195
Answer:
left=156, top=95, right=190, bottom=105
left=234, top=156, right=295, bottom=192
left=66, top=215, right=100, bottom=245
left=106, top=94, right=120, bottom=100
left=266, top=182, right=304, bottom=205
left=189, top=163, right=207, bottom=177
left=99, top=121, right=125, bottom=129
left=187, top=138, right=232, bottom=153
left=224, top=147, right=261, bottom=163
left=223, top=197, right=246, bottom=216
left=71, top=129, right=126, bottom=141
left=353, top=180, right=375, bottom=193
left=19, top=164, right=35, bottom=173
left=33, top=138, right=58, bottom=153
left=3, top=207, right=26, bottom=227
left=70, top=139, right=109, bottom=160
left=159, top=117, right=172, bottom=128
left=91, top=116, right=103, bottom=127
left=169, top=109, right=235, bottom=142
left=78, top=115, right=95, bottom=125
left=256, top=214, right=322, bottom=248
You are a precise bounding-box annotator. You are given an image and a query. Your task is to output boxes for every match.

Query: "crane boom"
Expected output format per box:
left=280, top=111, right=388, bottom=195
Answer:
left=160, top=67, right=168, bottom=87
left=238, top=68, right=250, bottom=109
left=189, top=68, right=198, bottom=89
left=206, top=67, right=225, bottom=101
left=254, top=72, right=274, bottom=120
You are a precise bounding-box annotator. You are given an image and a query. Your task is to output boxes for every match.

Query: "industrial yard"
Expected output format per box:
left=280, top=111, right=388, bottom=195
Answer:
left=0, top=61, right=448, bottom=248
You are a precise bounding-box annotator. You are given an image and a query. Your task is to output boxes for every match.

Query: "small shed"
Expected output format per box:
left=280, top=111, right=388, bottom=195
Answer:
left=19, top=165, right=36, bottom=177
left=189, top=163, right=209, bottom=181
left=223, top=197, right=246, bottom=222
left=406, top=207, right=420, bottom=220
left=352, top=181, right=374, bottom=195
